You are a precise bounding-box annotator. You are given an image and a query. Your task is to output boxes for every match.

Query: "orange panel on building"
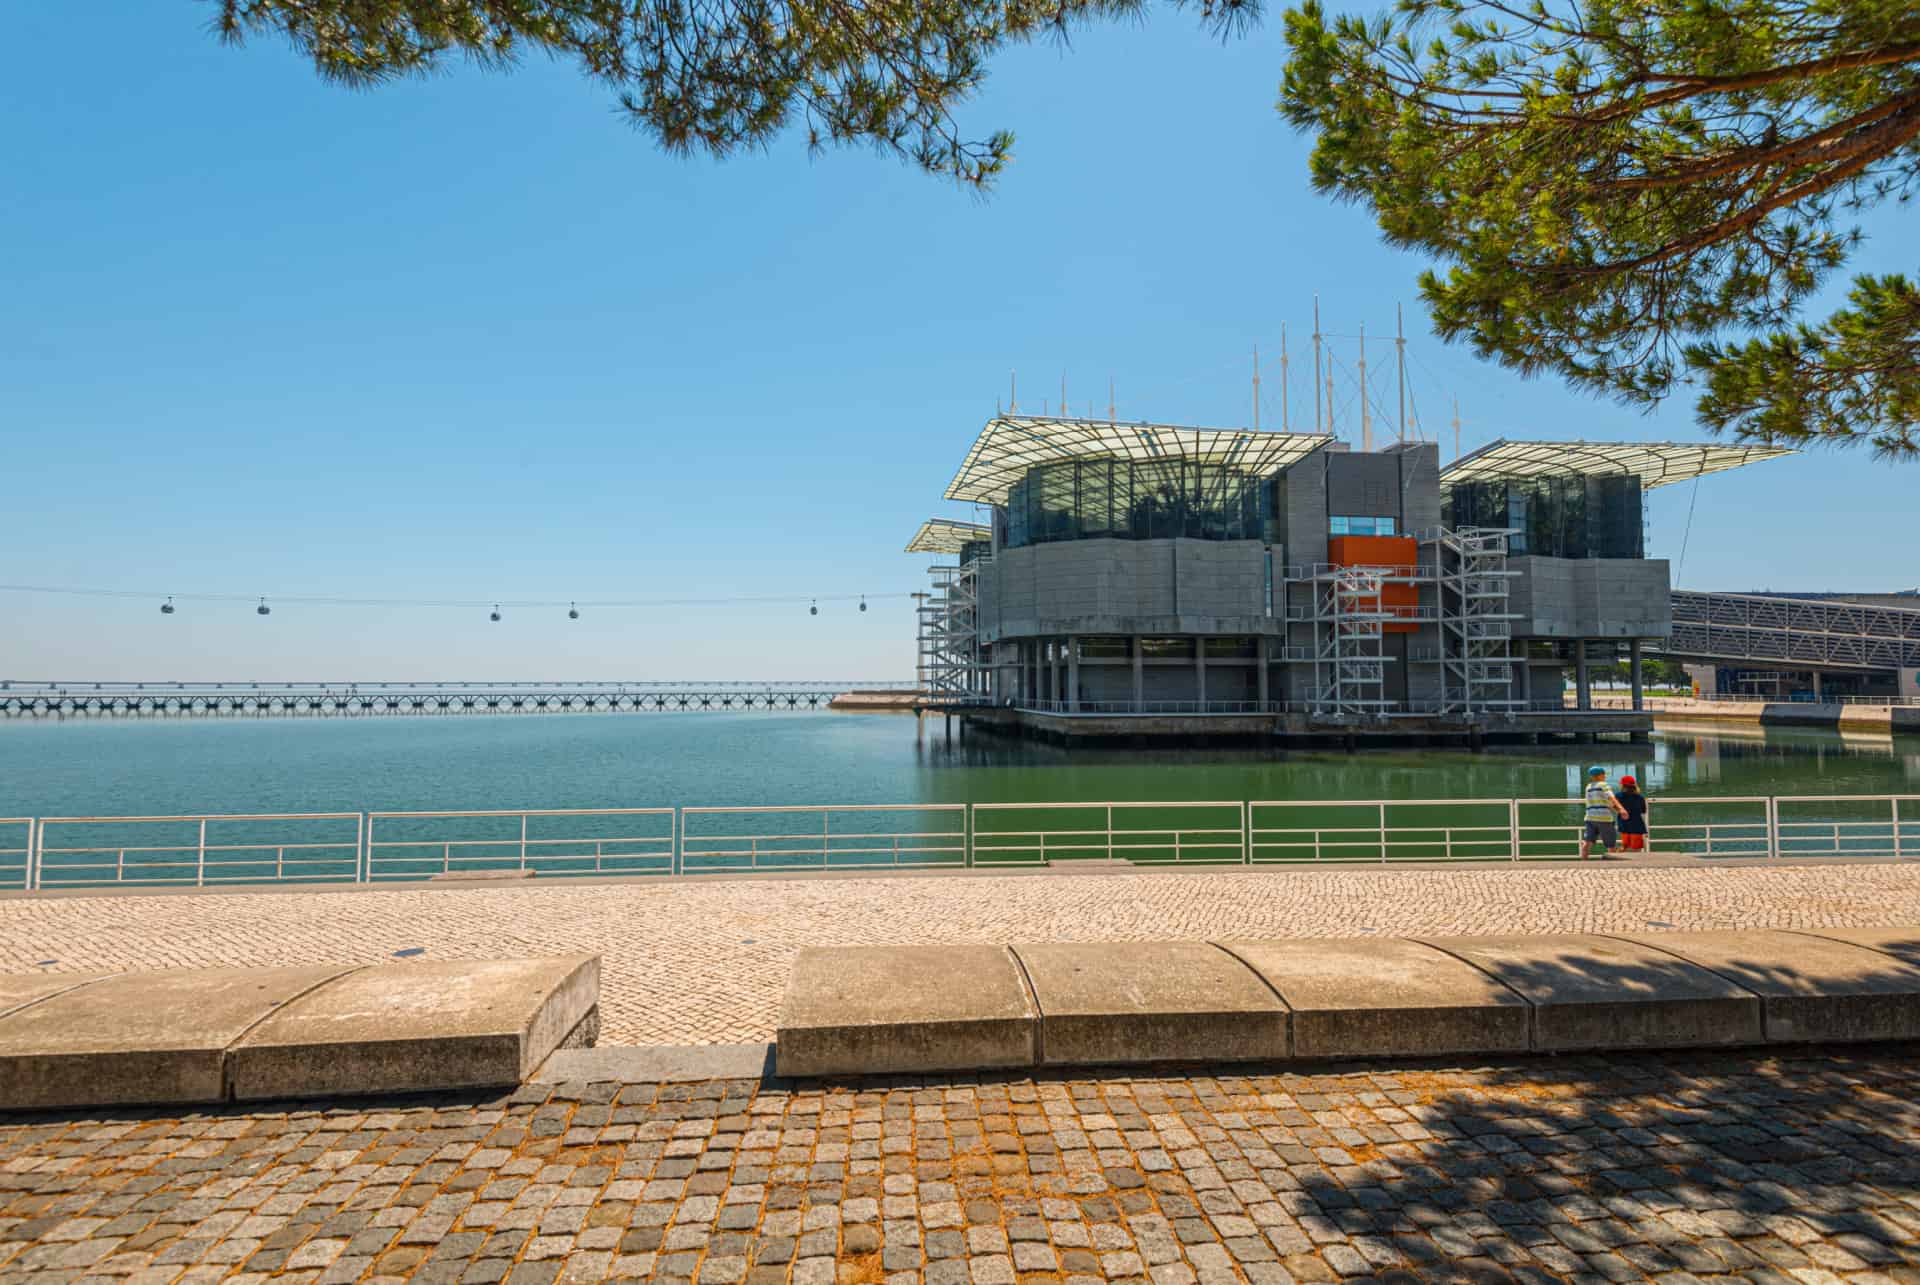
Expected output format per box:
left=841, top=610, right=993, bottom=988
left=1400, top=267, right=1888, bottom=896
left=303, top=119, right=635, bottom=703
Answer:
left=1327, top=535, right=1421, bottom=633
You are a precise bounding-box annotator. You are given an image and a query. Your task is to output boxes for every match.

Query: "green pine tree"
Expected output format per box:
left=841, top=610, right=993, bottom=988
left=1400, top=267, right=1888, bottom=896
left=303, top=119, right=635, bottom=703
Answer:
left=1280, top=0, right=1920, bottom=456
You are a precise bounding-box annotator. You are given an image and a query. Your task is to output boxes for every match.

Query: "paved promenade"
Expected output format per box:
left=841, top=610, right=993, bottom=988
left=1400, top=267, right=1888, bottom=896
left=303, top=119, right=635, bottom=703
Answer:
left=3, top=863, right=1919, bottom=1046
left=1, top=1046, right=1915, bottom=1284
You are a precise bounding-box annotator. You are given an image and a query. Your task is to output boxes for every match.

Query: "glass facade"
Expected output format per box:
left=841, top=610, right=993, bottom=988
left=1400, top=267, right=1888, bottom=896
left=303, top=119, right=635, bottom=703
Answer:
left=1003, top=459, right=1276, bottom=550
left=1444, top=475, right=1645, bottom=558
left=1329, top=516, right=1397, bottom=536
left=958, top=540, right=992, bottom=566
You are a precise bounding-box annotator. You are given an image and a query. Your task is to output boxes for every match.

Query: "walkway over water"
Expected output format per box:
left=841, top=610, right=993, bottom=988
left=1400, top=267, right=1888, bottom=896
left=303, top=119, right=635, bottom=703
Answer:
left=0, top=680, right=912, bottom=719
left=1669, top=589, right=1920, bottom=671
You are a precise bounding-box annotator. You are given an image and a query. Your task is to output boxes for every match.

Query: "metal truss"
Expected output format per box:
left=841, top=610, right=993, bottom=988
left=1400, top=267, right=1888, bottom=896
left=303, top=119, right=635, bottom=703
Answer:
left=916, top=559, right=988, bottom=701
left=1309, top=567, right=1395, bottom=719
left=1429, top=527, right=1521, bottom=715
left=1668, top=591, right=1920, bottom=671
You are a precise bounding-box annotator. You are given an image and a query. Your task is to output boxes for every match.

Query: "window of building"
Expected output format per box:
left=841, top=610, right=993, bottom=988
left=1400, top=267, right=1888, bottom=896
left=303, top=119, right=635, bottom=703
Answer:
left=1078, top=637, right=1130, bottom=659
left=1203, top=636, right=1257, bottom=659
left=1330, top=515, right=1397, bottom=536
left=1139, top=637, right=1195, bottom=659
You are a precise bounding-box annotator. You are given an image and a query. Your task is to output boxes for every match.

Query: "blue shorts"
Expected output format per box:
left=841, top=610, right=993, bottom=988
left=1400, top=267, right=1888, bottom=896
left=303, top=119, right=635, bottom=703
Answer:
left=1584, top=820, right=1617, bottom=845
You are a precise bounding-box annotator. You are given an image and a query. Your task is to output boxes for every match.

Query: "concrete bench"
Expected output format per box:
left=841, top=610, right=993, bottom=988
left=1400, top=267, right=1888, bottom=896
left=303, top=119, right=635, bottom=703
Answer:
left=774, top=930, right=1920, bottom=1077
left=0, top=955, right=598, bottom=1111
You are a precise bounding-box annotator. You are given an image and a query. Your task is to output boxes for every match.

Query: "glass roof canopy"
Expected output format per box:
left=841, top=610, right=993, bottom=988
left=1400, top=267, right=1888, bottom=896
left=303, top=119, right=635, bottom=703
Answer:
left=943, top=415, right=1335, bottom=505
left=904, top=517, right=991, bottom=554
left=1440, top=439, right=1794, bottom=491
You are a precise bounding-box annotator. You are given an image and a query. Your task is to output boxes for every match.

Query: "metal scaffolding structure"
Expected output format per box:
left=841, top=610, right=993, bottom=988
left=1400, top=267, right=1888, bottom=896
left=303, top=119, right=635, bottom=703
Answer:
left=1431, top=527, right=1520, bottom=714
left=915, top=560, right=987, bottom=701
left=1309, top=567, right=1394, bottom=718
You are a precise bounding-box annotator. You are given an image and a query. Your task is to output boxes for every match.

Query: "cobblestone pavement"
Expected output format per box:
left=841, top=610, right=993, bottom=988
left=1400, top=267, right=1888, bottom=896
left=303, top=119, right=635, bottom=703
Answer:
left=2, top=1047, right=1917, bottom=1284
left=2, top=864, right=1920, bottom=1045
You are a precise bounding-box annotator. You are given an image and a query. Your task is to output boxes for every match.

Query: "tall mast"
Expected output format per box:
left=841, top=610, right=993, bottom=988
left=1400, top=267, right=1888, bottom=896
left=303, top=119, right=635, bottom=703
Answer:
left=1252, top=344, right=1261, bottom=431
left=1312, top=297, right=1324, bottom=435
left=1280, top=324, right=1290, bottom=432
left=1396, top=303, right=1407, bottom=444
left=1009, top=371, right=1017, bottom=414
left=1358, top=322, right=1371, bottom=452
left=1452, top=396, right=1463, bottom=462
left=1108, top=376, right=1115, bottom=422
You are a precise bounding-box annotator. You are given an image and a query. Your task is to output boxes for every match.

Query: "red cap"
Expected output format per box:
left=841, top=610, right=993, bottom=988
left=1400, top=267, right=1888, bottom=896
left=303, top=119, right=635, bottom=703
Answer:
left=1620, top=775, right=1637, bottom=787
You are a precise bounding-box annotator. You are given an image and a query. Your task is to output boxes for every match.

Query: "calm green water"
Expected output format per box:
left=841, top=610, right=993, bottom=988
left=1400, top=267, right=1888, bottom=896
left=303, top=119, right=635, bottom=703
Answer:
left=0, top=713, right=1912, bottom=883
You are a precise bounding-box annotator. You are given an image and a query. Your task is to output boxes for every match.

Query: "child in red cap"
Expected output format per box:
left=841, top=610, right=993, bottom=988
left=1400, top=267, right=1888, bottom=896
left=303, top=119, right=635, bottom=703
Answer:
left=1617, top=774, right=1649, bottom=852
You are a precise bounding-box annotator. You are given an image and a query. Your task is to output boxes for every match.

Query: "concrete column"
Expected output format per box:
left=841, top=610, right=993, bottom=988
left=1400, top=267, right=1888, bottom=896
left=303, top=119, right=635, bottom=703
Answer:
left=1131, top=636, right=1144, bottom=709
left=1050, top=640, right=1062, bottom=706
left=1066, top=637, right=1080, bottom=712
left=1812, top=669, right=1823, bottom=701
left=1256, top=636, right=1270, bottom=709
left=1629, top=639, right=1644, bottom=712
left=1574, top=643, right=1592, bottom=711
left=1195, top=641, right=1207, bottom=709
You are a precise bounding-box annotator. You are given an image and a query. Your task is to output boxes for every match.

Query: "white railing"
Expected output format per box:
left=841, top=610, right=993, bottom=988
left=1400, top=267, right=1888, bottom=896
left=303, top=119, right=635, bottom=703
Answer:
left=971, top=801, right=1247, bottom=865
left=0, top=819, right=31, bottom=889
left=679, top=804, right=967, bottom=873
left=31, top=813, right=364, bottom=887
left=5, top=794, right=1915, bottom=890
left=365, top=808, right=676, bottom=881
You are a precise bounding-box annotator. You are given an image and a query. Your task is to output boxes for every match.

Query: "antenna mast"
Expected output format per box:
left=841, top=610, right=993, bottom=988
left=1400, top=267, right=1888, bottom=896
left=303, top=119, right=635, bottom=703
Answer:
left=1108, top=376, right=1115, bottom=422
left=1280, top=324, right=1290, bottom=432
left=1252, top=344, right=1261, bottom=431
left=1009, top=371, right=1017, bottom=414
left=1312, top=297, right=1324, bottom=434
left=1451, top=396, right=1463, bottom=462
left=1358, top=322, right=1371, bottom=452
left=1395, top=303, right=1408, bottom=444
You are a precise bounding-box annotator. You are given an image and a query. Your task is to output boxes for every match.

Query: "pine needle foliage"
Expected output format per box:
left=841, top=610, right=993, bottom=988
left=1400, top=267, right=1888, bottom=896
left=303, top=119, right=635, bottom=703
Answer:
left=1280, top=0, right=1920, bottom=456
left=214, top=0, right=1259, bottom=189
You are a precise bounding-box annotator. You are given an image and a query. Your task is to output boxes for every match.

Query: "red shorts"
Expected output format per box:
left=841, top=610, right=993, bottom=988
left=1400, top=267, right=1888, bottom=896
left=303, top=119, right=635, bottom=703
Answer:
left=1621, top=833, right=1645, bottom=851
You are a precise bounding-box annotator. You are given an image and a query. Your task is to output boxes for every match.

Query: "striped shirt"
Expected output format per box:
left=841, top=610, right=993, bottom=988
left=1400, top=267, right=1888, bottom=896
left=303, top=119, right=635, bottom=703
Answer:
left=1585, top=783, right=1617, bottom=821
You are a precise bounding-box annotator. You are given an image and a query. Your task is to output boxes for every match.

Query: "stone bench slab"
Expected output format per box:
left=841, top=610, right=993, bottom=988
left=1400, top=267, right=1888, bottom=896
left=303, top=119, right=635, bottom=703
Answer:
left=0, top=955, right=599, bottom=1111
left=228, top=955, right=600, bottom=1101
left=1623, top=930, right=1920, bottom=1044
left=1013, top=941, right=1287, bottom=1066
left=776, top=945, right=1035, bottom=1078
left=1412, top=935, right=1761, bottom=1051
left=0, top=965, right=356, bottom=1110
left=1222, top=938, right=1529, bottom=1058
left=1793, top=926, right=1920, bottom=969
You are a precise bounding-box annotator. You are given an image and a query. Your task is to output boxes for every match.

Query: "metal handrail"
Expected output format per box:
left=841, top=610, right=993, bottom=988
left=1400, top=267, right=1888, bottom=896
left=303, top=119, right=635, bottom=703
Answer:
left=365, top=807, right=676, bottom=880
left=31, top=812, right=365, bottom=888
left=10, top=793, right=1918, bottom=888
left=972, top=800, right=1247, bottom=865
left=680, top=804, right=967, bottom=872
left=0, top=819, right=33, bottom=891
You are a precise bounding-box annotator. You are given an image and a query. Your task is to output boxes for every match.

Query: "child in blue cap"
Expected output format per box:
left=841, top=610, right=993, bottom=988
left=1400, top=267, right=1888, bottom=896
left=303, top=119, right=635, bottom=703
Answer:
left=1580, top=766, right=1626, bottom=860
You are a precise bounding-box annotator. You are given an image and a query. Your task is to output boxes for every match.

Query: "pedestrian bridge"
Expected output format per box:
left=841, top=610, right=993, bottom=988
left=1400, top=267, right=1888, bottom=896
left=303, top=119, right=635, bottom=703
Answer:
left=0, top=680, right=911, bottom=719
left=1668, top=590, right=1920, bottom=673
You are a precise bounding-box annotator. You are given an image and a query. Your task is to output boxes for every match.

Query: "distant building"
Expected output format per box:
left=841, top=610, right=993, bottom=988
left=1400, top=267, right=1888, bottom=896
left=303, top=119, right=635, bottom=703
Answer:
left=909, top=417, right=1790, bottom=739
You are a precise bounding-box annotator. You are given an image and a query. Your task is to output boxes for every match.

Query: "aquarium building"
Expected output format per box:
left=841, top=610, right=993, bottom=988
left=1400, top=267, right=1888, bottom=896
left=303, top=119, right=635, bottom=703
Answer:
left=908, top=416, right=1790, bottom=739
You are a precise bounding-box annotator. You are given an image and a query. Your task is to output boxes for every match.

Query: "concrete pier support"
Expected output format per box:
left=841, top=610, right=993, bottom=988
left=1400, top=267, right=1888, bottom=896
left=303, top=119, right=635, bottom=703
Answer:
left=1256, top=637, right=1270, bottom=709
left=1067, top=638, right=1080, bottom=713
left=1195, top=644, right=1207, bottom=708
left=1131, top=637, right=1144, bottom=707
left=1574, top=644, right=1592, bottom=711
left=1629, top=640, right=1644, bottom=712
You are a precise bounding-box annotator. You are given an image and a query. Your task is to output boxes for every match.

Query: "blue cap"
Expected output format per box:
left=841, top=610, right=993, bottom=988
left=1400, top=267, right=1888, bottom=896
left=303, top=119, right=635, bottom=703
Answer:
left=1587, top=766, right=1606, bottom=777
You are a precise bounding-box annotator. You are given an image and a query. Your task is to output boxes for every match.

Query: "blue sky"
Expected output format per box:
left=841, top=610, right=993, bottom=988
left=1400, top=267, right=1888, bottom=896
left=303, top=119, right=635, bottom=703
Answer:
left=4, top=5, right=1911, bottom=681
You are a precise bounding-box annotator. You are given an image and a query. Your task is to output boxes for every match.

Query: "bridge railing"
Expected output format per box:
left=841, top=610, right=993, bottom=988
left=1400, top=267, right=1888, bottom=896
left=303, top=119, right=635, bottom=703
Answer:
left=4, top=794, right=1916, bottom=890
left=971, top=801, right=1247, bottom=866
left=30, top=813, right=364, bottom=888
left=365, top=808, right=676, bottom=881
left=678, top=805, right=967, bottom=873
